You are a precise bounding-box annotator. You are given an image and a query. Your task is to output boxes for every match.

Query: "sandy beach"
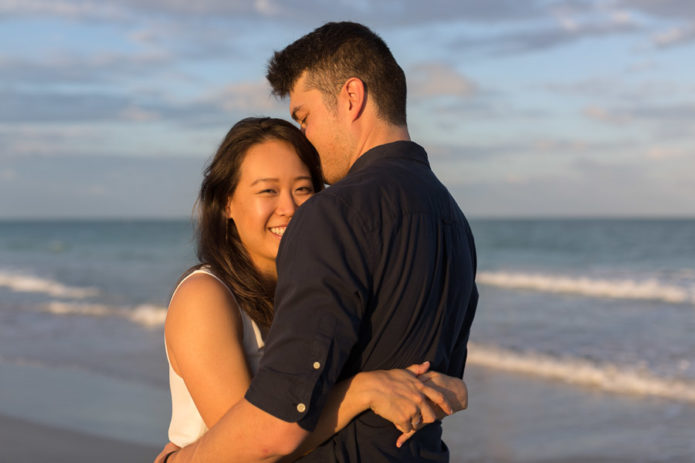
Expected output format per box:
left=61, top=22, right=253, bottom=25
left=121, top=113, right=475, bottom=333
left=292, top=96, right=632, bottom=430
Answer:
left=0, top=407, right=648, bottom=463
left=0, top=413, right=159, bottom=463
left=2, top=359, right=693, bottom=462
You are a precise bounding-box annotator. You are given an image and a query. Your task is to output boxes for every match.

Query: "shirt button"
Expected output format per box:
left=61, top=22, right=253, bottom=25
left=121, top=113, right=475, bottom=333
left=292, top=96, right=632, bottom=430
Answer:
left=313, top=361, right=321, bottom=370
left=296, top=403, right=306, bottom=413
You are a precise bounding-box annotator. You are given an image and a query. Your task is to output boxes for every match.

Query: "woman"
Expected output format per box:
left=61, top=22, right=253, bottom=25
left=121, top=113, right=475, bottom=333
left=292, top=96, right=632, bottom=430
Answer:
left=162, top=118, right=467, bottom=460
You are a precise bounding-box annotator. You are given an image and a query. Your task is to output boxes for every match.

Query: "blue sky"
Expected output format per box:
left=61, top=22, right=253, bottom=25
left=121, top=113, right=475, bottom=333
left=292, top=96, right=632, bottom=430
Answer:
left=1, top=0, right=694, bottom=218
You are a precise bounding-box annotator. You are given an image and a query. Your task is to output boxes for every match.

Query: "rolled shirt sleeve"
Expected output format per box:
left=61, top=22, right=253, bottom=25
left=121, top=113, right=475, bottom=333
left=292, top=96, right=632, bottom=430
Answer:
left=245, top=193, right=372, bottom=431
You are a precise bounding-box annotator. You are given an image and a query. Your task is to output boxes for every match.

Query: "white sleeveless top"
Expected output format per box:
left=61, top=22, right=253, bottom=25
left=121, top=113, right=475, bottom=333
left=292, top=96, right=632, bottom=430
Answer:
left=165, top=267, right=265, bottom=447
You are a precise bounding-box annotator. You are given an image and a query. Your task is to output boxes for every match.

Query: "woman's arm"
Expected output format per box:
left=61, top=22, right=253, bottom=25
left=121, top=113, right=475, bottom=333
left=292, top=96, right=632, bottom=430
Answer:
left=166, top=273, right=252, bottom=428
left=165, top=276, right=467, bottom=461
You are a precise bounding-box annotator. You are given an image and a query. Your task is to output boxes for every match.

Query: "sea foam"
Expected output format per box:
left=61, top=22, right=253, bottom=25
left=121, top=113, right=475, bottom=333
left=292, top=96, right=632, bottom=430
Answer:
left=477, top=271, right=695, bottom=305
left=468, top=342, right=695, bottom=403
left=44, top=301, right=167, bottom=328
left=0, top=270, right=99, bottom=298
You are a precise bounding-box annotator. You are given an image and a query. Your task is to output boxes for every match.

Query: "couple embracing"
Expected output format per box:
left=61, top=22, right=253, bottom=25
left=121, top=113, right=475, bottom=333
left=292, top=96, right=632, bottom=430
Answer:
left=157, top=21, right=478, bottom=463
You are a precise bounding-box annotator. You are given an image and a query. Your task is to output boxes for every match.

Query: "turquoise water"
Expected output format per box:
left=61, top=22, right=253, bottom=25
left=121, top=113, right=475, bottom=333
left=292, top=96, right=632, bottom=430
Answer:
left=1, top=218, right=694, bottom=459
left=1, top=218, right=694, bottom=391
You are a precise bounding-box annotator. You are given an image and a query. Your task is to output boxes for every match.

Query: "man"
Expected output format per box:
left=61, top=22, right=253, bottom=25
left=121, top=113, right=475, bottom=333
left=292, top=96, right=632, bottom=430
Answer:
left=162, top=21, right=477, bottom=462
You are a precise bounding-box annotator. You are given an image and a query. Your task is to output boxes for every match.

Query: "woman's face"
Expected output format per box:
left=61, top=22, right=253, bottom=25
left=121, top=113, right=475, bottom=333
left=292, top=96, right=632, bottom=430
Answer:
left=226, top=138, right=315, bottom=278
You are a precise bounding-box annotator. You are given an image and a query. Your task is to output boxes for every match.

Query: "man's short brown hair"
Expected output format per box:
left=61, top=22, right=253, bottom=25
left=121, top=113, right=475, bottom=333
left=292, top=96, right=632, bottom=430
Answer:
left=266, top=21, right=407, bottom=126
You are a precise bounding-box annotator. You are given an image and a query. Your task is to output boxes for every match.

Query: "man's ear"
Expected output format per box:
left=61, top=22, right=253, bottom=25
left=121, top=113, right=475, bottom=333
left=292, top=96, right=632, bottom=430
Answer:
left=342, top=77, right=366, bottom=121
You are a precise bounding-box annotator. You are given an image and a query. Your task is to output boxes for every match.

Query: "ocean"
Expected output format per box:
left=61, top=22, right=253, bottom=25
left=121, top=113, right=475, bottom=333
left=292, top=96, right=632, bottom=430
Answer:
left=1, top=218, right=694, bottom=461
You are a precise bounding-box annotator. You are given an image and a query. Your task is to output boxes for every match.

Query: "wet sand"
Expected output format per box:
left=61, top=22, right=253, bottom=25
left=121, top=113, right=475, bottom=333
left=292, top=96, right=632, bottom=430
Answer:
left=2, top=361, right=693, bottom=462
left=0, top=413, right=160, bottom=463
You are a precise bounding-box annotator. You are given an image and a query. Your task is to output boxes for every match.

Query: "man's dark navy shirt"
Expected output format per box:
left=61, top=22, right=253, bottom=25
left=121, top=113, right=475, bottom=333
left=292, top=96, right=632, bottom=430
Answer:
left=245, top=141, right=478, bottom=462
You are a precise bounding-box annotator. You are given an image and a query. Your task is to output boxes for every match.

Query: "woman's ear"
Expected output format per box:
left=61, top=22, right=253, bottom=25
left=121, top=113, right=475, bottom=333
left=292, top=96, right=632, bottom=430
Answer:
left=225, top=197, right=235, bottom=220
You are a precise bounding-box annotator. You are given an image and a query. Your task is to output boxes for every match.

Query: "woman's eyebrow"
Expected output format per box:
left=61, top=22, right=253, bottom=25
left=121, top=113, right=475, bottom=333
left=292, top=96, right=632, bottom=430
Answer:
left=250, top=177, right=279, bottom=186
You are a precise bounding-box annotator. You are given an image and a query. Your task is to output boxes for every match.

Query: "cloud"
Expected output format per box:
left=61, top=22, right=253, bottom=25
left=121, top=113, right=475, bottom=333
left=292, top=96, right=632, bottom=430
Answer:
left=119, top=105, right=161, bottom=122
left=453, top=17, right=640, bottom=55
left=0, top=0, right=269, bottom=21
left=408, top=63, right=477, bottom=100
left=452, top=154, right=695, bottom=218
left=646, top=146, right=689, bottom=160
left=0, top=81, right=282, bottom=127
left=0, top=91, right=136, bottom=123
left=0, top=168, right=17, bottom=181
left=0, top=0, right=131, bottom=21
left=612, top=0, right=695, bottom=48
left=618, top=0, right=695, bottom=19
left=583, top=105, right=631, bottom=125
left=652, top=22, right=695, bottom=48
left=205, top=81, right=286, bottom=113
left=0, top=0, right=548, bottom=25
left=0, top=52, right=173, bottom=86
left=0, top=153, right=204, bottom=218
left=426, top=143, right=516, bottom=160
left=0, top=123, right=137, bottom=158
left=583, top=103, right=695, bottom=127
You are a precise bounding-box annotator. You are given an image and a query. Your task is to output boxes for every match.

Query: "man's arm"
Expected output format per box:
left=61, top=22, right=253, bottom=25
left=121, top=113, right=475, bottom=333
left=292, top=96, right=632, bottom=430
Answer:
left=167, top=196, right=372, bottom=462
left=168, top=399, right=308, bottom=463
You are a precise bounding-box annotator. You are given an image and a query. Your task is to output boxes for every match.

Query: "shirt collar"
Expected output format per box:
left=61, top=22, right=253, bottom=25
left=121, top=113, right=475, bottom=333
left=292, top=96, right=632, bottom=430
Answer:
left=347, top=141, right=430, bottom=176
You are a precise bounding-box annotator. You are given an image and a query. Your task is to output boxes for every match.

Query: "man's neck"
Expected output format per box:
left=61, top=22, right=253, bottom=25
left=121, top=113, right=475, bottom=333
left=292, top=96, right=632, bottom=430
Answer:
left=348, top=122, right=410, bottom=169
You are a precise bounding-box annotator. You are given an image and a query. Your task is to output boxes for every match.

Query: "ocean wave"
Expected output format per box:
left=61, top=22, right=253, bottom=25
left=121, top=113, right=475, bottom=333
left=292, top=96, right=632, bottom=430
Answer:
left=43, top=301, right=167, bottom=328
left=468, top=342, right=695, bottom=403
left=0, top=270, right=99, bottom=299
left=477, top=271, right=695, bottom=304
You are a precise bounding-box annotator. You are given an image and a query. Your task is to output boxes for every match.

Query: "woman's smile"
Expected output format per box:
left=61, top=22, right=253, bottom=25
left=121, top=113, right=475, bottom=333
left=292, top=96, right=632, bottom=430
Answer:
left=226, top=138, right=315, bottom=278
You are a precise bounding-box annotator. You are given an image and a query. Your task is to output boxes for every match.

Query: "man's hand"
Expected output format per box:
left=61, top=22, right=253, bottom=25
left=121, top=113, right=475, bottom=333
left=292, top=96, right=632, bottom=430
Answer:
left=153, top=442, right=180, bottom=463
left=357, top=362, right=456, bottom=446
left=395, top=369, right=468, bottom=448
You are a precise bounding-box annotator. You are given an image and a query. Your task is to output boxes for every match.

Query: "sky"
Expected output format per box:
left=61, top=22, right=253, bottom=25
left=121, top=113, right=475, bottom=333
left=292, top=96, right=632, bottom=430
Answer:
left=1, top=0, right=694, bottom=219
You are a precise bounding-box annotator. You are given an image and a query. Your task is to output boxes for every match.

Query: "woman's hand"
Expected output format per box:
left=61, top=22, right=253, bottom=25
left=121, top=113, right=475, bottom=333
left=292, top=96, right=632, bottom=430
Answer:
left=420, top=370, right=468, bottom=414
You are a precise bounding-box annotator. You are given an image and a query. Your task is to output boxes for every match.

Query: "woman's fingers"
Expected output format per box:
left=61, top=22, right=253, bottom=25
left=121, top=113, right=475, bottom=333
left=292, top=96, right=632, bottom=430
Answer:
left=422, top=373, right=468, bottom=412
left=365, top=366, right=469, bottom=447
left=416, top=396, right=439, bottom=425
left=405, top=361, right=430, bottom=376
left=396, top=429, right=416, bottom=448
left=417, top=381, right=453, bottom=416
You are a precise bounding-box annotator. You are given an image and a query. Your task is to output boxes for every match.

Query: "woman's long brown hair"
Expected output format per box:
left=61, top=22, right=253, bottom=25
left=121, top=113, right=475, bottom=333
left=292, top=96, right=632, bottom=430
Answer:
left=193, top=117, right=323, bottom=331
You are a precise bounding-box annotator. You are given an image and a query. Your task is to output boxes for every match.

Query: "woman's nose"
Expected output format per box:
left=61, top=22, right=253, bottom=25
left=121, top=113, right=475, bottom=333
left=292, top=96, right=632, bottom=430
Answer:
left=276, top=191, right=298, bottom=217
